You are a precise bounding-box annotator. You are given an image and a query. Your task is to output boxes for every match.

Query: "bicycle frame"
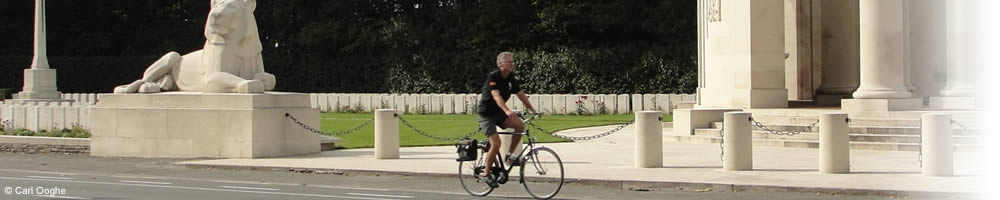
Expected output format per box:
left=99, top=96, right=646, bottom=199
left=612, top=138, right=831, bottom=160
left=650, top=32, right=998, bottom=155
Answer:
left=487, top=113, right=544, bottom=184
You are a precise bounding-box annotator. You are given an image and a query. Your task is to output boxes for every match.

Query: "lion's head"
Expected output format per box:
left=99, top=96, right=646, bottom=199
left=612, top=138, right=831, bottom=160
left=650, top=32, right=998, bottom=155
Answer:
left=204, top=0, right=262, bottom=59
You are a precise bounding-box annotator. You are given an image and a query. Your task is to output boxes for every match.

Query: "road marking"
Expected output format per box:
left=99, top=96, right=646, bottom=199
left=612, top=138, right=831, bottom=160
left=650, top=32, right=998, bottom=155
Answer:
left=219, top=185, right=280, bottom=191
left=310, top=185, right=391, bottom=191
left=347, top=192, right=414, bottom=198
left=112, top=175, right=171, bottom=180
left=1, top=176, right=395, bottom=200
left=120, top=180, right=172, bottom=185
left=35, top=195, right=90, bottom=199
left=0, top=168, right=76, bottom=175
left=27, top=175, right=73, bottom=180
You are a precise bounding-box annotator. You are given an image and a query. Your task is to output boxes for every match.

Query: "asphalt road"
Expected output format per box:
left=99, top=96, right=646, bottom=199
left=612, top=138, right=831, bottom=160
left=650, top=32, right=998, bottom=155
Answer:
left=0, top=152, right=976, bottom=200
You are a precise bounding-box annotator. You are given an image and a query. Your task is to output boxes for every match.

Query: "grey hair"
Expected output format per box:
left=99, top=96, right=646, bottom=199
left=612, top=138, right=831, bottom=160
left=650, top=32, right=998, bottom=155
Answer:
left=496, top=51, right=514, bottom=66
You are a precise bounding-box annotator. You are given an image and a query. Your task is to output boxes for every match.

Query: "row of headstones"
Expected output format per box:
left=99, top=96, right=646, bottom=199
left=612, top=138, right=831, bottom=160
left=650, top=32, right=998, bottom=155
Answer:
left=0, top=101, right=93, bottom=131
left=61, top=93, right=100, bottom=105
left=309, top=93, right=696, bottom=114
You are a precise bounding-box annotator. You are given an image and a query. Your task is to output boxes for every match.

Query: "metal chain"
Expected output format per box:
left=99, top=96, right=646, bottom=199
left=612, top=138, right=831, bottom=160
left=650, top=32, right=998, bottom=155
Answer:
left=526, top=119, right=634, bottom=141
left=395, top=113, right=481, bottom=141
left=750, top=117, right=819, bottom=136
left=285, top=113, right=372, bottom=136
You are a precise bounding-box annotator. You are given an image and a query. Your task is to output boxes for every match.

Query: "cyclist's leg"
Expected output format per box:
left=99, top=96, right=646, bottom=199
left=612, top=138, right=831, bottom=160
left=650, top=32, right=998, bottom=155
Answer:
left=483, top=134, right=502, bottom=176
left=501, top=115, right=525, bottom=156
left=478, top=115, right=505, bottom=177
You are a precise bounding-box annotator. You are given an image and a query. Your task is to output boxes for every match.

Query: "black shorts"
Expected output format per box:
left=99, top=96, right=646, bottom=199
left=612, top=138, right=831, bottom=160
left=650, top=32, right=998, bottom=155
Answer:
left=477, top=114, right=508, bottom=137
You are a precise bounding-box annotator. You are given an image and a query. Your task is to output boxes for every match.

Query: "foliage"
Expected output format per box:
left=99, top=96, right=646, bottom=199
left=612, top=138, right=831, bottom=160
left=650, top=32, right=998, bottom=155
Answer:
left=0, top=0, right=696, bottom=94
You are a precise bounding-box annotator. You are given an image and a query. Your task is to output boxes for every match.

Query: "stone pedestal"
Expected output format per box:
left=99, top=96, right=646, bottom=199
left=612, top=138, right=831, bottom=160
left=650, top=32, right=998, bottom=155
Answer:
left=841, top=98, right=922, bottom=111
left=11, top=69, right=72, bottom=104
left=672, top=108, right=743, bottom=136
left=89, top=92, right=320, bottom=158
left=929, top=96, right=978, bottom=110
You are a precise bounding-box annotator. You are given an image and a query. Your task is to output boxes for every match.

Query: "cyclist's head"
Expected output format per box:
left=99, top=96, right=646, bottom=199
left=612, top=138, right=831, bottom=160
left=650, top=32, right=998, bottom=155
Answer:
left=496, top=51, right=514, bottom=72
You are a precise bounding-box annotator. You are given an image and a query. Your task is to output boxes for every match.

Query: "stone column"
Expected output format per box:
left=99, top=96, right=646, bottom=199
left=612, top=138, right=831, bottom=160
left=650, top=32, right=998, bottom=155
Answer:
left=909, top=0, right=948, bottom=99
left=815, top=0, right=860, bottom=106
left=699, top=0, right=788, bottom=109
left=930, top=0, right=981, bottom=109
left=842, top=0, right=921, bottom=111
left=16, top=0, right=64, bottom=102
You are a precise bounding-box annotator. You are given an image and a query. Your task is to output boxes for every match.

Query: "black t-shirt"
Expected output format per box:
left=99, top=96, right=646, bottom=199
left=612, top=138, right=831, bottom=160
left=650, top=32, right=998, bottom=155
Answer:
left=478, top=70, right=521, bottom=116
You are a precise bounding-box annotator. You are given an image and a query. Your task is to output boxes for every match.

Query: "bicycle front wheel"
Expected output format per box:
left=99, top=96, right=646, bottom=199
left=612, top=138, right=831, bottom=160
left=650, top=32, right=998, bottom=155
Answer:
left=458, top=160, right=493, bottom=196
left=519, top=147, right=564, bottom=200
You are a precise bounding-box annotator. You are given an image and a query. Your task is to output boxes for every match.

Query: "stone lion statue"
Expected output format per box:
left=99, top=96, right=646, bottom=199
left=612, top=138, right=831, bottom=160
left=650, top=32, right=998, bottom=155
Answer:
left=115, top=0, right=275, bottom=94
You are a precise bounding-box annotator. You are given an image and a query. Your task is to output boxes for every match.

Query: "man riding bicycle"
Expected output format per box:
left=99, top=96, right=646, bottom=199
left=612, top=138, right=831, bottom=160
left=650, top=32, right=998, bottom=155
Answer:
left=477, top=51, right=537, bottom=188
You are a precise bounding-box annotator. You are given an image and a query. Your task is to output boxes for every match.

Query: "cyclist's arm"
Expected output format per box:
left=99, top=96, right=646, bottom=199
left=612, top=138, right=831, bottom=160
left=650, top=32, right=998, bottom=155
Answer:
left=515, top=92, right=536, bottom=114
left=491, top=90, right=515, bottom=116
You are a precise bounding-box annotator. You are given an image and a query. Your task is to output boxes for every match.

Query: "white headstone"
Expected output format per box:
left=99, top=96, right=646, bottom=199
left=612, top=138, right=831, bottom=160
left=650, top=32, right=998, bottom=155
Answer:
left=327, top=94, right=339, bottom=112
left=79, top=105, right=91, bottom=129
left=393, top=94, right=406, bottom=110
left=65, top=106, right=80, bottom=128
left=53, top=105, right=66, bottom=129
left=338, top=94, right=350, bottom=112
left=551, top=95, right=566, bottom=114
left=442, top=94, right=454, bottom=114
left=642, top=94, right=657, bottom=111
left=318, top=94, right=330, bottom=112
left=13, top=105, right=26, bottom=129
left=656, top=94, right=671, bottom=113
left=309, top=93, right=318, bottom=109
left=617, top=94, right=629, bottom=114
left=631, top=94, right=643, bottom=113
left=26, top=106, right=40, bottom=131
left=39, top=105, right=53, bottom=130
left=405, top=94, right=417, bottom=113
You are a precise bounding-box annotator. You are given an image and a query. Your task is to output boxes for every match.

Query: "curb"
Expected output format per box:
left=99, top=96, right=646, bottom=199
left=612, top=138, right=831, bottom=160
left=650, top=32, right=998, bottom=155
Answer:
left=176, top=163, right=976, bottom=198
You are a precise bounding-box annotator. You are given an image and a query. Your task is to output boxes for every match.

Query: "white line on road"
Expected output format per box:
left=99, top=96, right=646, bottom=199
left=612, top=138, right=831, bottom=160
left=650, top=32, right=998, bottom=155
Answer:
left=1, top=176, right=396, bottom=200
left=120, top=180, right=172, bottom=185
left=219, top=185, right=280, bottom=191
left=0, top=168, right=77, bottom=175
left=310, top=185, right=391, bottom=191
left=35, top=195, right=91, bottom=199
left=27, top=175, right=73, bottom=180
left=347, top=192, right=414, bottom=199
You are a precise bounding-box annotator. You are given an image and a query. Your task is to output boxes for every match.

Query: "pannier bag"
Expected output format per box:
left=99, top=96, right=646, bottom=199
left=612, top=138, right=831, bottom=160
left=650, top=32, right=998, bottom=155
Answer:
left=455, top=139, right=478, bottom=162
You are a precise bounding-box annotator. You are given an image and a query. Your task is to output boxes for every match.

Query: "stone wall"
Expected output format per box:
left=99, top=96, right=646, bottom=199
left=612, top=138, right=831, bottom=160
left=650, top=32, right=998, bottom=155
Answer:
left=0, top=135, right=90, bottom=154
left=308, top=93, right=696, bottom=114
left=0, top=143, right=89, bottom=154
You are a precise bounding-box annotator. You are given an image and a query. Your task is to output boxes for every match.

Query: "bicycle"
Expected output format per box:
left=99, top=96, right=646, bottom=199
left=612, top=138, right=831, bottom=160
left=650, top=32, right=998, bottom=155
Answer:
left=458, top=113, right=565, bottom=199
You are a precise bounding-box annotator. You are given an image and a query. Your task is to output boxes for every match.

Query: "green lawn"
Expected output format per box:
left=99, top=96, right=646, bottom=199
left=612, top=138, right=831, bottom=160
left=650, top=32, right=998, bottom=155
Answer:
left=320, top=112, right=671, bottom=149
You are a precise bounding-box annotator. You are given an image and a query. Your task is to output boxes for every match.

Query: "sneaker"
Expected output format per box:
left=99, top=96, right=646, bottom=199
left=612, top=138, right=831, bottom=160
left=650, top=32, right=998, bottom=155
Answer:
left=483, top=174, right=500, bottom=188
left=506, top=154, right=521, bottom=166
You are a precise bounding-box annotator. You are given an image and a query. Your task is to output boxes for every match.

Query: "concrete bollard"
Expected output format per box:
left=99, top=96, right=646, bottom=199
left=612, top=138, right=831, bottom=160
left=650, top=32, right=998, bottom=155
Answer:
left=723, top=112, right=752, bottom=171
left=819, top=113, right=850, bottom=174
left=635, top=111, right=663, bottom=168
left=921, top=113, right=953, bottom=177
left=375, top=109, right=400, bottom=159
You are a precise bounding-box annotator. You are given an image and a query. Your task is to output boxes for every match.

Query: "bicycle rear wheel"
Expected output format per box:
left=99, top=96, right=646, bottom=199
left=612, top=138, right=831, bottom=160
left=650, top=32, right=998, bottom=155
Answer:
left=519, top=147, right=564, bottom=200
left=458, top=160, right=493, bottom=196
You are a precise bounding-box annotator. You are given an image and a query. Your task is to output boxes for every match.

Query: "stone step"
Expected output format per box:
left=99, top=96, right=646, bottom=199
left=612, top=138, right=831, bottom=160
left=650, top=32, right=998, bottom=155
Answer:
left=692, top=129, right=981, bottom=144
left=320, top=135, right=339, bottom=151
left=707, top=122, right=980, bottom=136
left=748, top=115, right=980, bottom=128
left=745, top=109, right=981, bottom=119
left=665, top=135, right=982, bottom=152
